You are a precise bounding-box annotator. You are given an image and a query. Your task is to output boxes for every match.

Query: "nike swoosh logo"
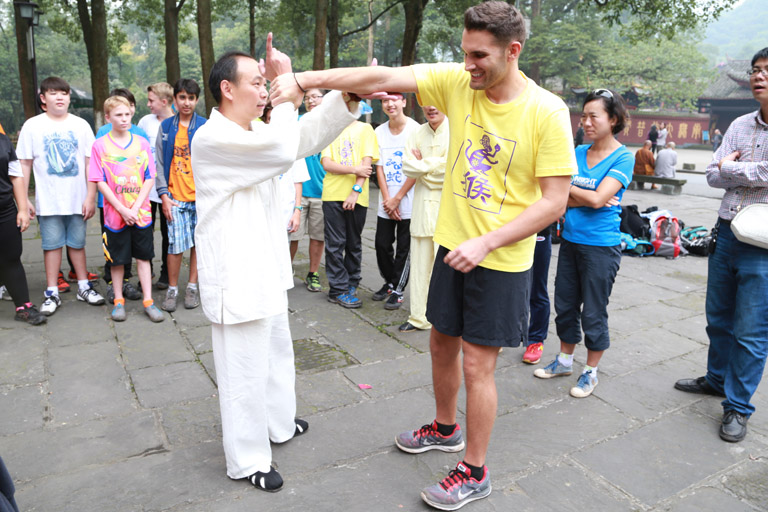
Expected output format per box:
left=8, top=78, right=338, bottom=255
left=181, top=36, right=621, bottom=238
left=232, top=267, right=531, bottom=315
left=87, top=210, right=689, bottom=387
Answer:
left=457, top=489, right=474, bottom=500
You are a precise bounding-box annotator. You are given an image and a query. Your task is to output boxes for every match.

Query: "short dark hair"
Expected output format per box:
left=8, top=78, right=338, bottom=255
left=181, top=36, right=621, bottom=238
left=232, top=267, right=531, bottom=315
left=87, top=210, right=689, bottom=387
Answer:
left=40, top=76, right=70, bottom=95
left=209, top=51, right=253, bottom=104
left=583, top=88, right=628, bottom=135
left=173, top=78, right=201, bottom=99
left=464, top=1, right=527, bottom=47
left=109, top=87, right=137, bottom=106
left=751, top=47, right=768, bottom=67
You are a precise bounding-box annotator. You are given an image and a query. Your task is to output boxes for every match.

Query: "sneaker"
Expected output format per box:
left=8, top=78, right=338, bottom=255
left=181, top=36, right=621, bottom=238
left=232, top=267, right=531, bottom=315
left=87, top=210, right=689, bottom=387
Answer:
left=15, top=304, right=47, bottom=325
left=522, top=342, right=543, bottom=365
left=348, top=286, right=358, bottom=297
left=76, top=284, right=106, bottom=305
left=57, top=272, right=71, bottom=293
left=533, top=358, right=573, bottom=379
left=372, top=282, right=392, bottom=301
left=570, top=370, right=598, bottom=398
left=421, top=462, right=491, bottom=511
left=0, top=285, right=12, bottom=301
left=122, top=282, right=142, bottom=301
left=154, top=276, right=169, bottom=290
left=105, top=284, right=115, bottom=304
left=395, top=420, right=465, bottom=454
left=247, top=466, right=283, bottom=492
left=384, top=291, right=403, bottom=310
left=184, top=286, right=200, bottom=309
left=162, top=288, right=178, bottom=312
left=306, top=272, right=321, bottom=292
left=111, top=303, right=126, bottom=322
left=68, top=270, right=98, bottom=282
left=335, top=293, right=362, bottom=309
left=399, top=321, right=418, bottom=333
left=145, top=304, right=165, bottom=323
left=40, top=293, right=61, bottom=316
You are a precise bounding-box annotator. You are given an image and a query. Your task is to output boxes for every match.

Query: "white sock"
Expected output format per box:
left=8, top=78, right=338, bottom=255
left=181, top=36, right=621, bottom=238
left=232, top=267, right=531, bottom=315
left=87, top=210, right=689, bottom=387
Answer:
left=584, top=365, right=598, bottom=378
left=78, top=280, right=90, bottom=291
left=46, top=286, right=59, bottom=297
left=187, top=282, right=198, bottom=290
left=557, top=352, right=574, bottom=367
left=169, top=285, right=179, bottom=292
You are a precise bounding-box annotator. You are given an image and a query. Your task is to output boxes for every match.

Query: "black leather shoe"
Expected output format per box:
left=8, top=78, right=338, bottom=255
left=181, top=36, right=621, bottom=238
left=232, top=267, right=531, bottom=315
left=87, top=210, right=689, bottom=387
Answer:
left=719, top=410, right=748, bottom=442
left=674, top=376, right=725, bottom=397
left=399, top=321, right=418, bottom=333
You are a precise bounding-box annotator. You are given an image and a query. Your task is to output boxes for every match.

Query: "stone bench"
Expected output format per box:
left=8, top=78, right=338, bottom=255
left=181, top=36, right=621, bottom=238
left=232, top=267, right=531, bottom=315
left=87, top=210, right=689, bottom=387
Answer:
left=628, top=175, right=687, bottom=195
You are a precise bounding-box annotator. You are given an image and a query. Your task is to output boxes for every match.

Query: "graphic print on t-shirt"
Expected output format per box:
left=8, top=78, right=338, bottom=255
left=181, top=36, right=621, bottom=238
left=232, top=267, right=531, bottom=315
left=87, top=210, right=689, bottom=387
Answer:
left=383, top=150, right=404, bottom=185
left=339, top=139, right=354, bottom=166
left=450, top=116, right=516, bottom=215
left=45, top=130, right=79, bottom=177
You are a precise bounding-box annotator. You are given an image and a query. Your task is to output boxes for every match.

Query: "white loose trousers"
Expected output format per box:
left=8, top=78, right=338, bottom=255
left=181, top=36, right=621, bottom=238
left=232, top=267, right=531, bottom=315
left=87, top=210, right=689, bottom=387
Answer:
left=407, top=236, right=439, bottom=330
left=211, top=311, right=296, bottom=479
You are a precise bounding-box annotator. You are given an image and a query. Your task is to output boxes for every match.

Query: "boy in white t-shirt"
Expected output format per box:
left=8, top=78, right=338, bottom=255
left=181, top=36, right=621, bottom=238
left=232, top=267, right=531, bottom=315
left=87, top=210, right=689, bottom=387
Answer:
left=137, top=82, right=175, bottom=288
left=16, top=76, right=106, bottom=316
left=372, top=93, right=420, bottom=310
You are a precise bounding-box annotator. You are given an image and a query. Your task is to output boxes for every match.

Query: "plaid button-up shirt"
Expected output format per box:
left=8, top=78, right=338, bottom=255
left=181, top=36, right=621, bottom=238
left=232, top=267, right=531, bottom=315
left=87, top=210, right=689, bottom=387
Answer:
left=706, top=109, right=768, bottom=220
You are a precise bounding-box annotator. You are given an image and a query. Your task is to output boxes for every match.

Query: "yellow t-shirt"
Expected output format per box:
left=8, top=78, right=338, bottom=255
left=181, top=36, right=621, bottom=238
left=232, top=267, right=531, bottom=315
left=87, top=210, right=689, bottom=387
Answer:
left=413, top=63, right=577, bottom=272
left=320, top=121, right=379, bottom=208
left=169, top=123, right=196, bottom=202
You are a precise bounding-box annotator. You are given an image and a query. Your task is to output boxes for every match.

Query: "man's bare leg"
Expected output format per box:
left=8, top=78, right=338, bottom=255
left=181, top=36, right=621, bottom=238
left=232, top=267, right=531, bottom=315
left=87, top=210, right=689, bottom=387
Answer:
left=431, top=327, right=462, bottom=425
left=462, top=340, right=500, bottom=467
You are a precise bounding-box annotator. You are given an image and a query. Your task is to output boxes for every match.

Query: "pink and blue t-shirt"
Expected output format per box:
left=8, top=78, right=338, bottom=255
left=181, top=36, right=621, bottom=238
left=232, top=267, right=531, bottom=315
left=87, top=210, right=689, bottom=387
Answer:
left=89, top=133, right=156, bottom=232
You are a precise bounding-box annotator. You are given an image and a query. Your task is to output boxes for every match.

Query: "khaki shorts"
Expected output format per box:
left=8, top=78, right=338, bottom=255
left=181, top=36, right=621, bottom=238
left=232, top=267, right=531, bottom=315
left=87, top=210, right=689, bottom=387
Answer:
left=290, top=196, right=324, bottom=242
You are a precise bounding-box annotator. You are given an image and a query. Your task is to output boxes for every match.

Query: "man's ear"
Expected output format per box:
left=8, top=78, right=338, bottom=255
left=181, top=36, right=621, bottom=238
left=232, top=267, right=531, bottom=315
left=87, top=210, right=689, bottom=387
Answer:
left=507, top=40, right=522, bottom=61
left=221, top=80, right=235, bottom=102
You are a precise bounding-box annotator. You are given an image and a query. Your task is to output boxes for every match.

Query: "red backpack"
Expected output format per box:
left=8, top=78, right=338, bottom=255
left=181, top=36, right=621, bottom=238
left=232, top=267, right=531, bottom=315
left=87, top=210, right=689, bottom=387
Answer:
left=651, top=215, right=686, bottom=258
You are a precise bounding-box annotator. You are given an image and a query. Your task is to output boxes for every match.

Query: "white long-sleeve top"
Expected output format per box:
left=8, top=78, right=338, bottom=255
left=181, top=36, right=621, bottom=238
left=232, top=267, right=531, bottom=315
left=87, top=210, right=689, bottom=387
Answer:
left=191, top=91, right=359, bottom=324
left=401, top=119, right=449, bottom=238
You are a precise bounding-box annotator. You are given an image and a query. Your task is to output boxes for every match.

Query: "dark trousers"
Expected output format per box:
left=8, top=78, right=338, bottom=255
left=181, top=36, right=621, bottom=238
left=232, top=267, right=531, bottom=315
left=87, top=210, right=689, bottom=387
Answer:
left=374, top=216, right=411, bottom=292
left=101, top=203, right=168, bottom=283
left=323, top=201, right=367, bottom=297
left=0, top=215, right=30, bottom=307
left=527, top=234, right=552, bottom=344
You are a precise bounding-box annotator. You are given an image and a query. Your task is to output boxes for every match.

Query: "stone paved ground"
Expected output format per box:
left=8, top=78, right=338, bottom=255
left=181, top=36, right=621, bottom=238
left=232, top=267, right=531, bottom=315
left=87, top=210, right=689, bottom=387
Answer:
left=1, top=161, right=767, bottom=511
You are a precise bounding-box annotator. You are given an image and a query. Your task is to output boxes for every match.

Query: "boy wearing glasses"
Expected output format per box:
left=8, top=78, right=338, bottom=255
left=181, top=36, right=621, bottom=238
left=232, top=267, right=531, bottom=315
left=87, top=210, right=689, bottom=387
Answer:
left=675, top=47, right=768, bottom=444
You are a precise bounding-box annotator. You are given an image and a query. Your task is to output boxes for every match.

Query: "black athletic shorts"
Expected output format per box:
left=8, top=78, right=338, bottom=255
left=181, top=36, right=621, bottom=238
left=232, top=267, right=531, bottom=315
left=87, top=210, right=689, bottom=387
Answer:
left=103, top=225, right=154, bottom=266
left=426, top=246, right=531, bottom=347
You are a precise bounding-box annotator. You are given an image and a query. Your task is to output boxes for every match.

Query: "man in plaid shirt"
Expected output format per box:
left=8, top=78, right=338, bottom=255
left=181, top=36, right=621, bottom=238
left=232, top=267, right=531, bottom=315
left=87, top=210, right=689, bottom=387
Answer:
left=675, top=47, right=768, bottom=443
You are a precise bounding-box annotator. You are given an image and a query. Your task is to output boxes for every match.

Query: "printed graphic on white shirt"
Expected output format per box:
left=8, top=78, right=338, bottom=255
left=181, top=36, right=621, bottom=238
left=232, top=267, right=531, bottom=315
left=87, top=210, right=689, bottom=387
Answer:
left=375, top=118, right=419, bottom=220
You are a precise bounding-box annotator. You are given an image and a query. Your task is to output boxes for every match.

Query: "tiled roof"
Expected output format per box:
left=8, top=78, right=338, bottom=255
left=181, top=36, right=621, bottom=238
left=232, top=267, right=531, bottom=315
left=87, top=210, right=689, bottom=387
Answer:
left=700, top=59, right=755, bottom=100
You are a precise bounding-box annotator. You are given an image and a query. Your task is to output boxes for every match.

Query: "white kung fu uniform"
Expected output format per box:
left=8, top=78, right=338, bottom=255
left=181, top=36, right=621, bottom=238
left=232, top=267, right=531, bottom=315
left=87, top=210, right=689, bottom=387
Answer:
left=191, top=92, right=359, bottom=479
left=401, top=119, right=449, bottom=330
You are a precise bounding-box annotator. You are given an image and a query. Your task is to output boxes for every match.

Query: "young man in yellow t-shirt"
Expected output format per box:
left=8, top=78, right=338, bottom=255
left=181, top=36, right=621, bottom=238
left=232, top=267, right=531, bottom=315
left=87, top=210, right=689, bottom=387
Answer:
left=270, top=2, right=576, bottom=508
left=154, top=79, right=207, bottom=312
left=320, top=120, right=379, bottom=308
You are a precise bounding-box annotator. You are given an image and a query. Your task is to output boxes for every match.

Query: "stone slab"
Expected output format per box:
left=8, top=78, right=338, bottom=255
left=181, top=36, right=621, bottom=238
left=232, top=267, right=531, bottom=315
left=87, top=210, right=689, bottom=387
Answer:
left=0, top=384, right=44, bottom=435
left=131, top=361, right=217, bottom=408
left=342, top=353, right=432, bottom=399
left=295, top=369, right=363, bottom=415
left=42, top=311, right=114, bottom=346
left=661, top=486, right=756, bottom=512
left=663, top=313, right=710, bottom=345
left=0, top=411, right=162, bottom=482
left=600, top=326, right=704, bottom=377
left=161, top=397, right=222, bottom=447
left=182, top=324, right=211, bottom=355
left=48, top=341, right=135, bottom=424
left=720, top=459, right=768, bottom=511
left=0, top=328, right=45, bottom=386
left=115, top=317, right=194, bottom=369
left=383, top=323, right=431, bottom=353
left=199, top=352, right=217, bottom=385
left=574, top=409, right=766, bottom=506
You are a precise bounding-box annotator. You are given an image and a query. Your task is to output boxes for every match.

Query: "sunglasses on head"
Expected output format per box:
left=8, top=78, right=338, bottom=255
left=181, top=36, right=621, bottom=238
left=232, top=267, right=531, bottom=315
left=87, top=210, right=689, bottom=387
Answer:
left=593, top=89, right=613, bottom=101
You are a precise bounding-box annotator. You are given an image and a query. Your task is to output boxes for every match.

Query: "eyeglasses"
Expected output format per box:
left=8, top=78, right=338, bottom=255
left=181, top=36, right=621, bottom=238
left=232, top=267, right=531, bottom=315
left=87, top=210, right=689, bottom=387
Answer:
left=305, top=94, right=323, bottom=101
left=747, top=68, right=768, bottom=78
left=593, top=88, right=613, bottom=100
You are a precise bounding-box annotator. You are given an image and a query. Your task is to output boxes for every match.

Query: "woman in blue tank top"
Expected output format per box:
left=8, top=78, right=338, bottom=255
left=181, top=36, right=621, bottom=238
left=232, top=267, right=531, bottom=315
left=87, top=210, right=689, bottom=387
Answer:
left=533, top=89, right=634, bottom=398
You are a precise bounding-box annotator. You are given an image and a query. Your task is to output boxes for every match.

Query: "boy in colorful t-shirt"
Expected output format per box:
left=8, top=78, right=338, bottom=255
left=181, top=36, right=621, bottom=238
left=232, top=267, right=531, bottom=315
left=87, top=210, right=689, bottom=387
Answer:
left=89, top=96, right=164, bottom=323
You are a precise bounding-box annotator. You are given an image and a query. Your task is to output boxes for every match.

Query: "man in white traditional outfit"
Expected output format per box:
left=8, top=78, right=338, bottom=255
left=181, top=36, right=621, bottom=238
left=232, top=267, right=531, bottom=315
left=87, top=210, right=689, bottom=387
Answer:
left=191, top=35, right=364, bottom=492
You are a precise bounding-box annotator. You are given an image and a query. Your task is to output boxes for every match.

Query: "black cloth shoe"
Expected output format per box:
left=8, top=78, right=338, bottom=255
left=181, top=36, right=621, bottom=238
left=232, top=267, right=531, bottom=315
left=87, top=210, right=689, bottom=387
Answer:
left=399, top=321, right=418, bottom=332
left=294, top=418, right=309, bottom=437
left=674, top=376, right=725, bottom=397
left=372, top=283, right=392, bottom=301
left=384, top=291, right=403, bottom=310
left=123, top=282, right=143, bottom=300
left=154, top=275, right=169, bottom=290
left=248, top=466, right=283, bottom=492
left=719, top=410, right=748, bottom=442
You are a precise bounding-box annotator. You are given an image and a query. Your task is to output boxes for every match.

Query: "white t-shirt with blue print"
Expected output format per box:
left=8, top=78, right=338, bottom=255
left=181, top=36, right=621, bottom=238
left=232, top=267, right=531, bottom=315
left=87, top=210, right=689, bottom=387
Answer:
left=563, top=144, right=634, bottom=247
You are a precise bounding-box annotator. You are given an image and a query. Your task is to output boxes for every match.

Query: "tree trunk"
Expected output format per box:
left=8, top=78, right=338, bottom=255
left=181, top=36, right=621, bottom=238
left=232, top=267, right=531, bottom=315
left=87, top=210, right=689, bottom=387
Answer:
left=328, top=0, right=339, bottom=68
left=197, top=0, right=215, bottom=115
left=77, top=0, right=109, bottom=128
left=402, top=0, right=428, bottom=120
left=13, top=1, right=36, bottom=120
left=528, top=0, right=541, bottom=84
left=249, top=0, right=256, bottom=58
left=164, top=0, right=181, bottom=85
left=313, top=0, right=328, bottom=70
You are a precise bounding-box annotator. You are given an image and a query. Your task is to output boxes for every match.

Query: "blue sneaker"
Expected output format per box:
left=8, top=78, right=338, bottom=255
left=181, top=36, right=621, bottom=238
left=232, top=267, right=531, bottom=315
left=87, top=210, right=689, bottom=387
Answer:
left=348, top=286, right=358, bottom=297
left=421, top=462, right=491, bottom=510
left=533, top=358, right=573, bottom=379
left=570, top=370, right=598, bottom=398
left=395, top=420, right=465, bottom=454
left=328, top=293, right=362, bottom=309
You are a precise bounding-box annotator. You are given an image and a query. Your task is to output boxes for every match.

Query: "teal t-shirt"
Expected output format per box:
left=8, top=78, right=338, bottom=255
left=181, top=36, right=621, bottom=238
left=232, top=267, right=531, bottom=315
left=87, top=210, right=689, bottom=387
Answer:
left=302, top=153, right=325, bottom=198
left=563, top=144, right=634, bottom=246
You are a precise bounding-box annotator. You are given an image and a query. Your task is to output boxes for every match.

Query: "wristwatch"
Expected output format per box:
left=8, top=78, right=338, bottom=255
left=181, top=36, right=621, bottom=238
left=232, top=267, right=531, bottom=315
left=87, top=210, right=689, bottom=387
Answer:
left=352, top=184, right=363, bottom=193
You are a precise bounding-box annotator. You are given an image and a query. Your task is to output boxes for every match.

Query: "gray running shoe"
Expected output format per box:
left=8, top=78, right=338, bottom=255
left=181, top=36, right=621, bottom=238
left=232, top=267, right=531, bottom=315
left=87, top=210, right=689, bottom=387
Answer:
left=122, top=282, right=142, bottom=300
left=533, top=358, right=573, bottom=379
left=77, top=285, right=105, bottom=305
left=395, top=421, right=465, bottom=454
left=184, top=286, right=200, bottom=309
left=111, top=303, right=126, bottom=322
left=421, top=462, right=491, bottom=511
left=145, top=304, right=165, bottom=323
left=162, top=288, right=178, bottom=312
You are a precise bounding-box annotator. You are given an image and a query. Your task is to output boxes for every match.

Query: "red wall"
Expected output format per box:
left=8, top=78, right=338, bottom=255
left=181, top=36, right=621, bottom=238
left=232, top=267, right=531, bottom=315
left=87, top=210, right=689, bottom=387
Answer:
left=570, top=111, right=711, bottom=145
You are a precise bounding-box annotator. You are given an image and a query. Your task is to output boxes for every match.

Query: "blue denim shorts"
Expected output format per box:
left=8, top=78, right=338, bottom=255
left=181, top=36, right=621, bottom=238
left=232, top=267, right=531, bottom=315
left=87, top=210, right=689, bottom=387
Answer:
left=38, top=214, right=87, bottom=250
